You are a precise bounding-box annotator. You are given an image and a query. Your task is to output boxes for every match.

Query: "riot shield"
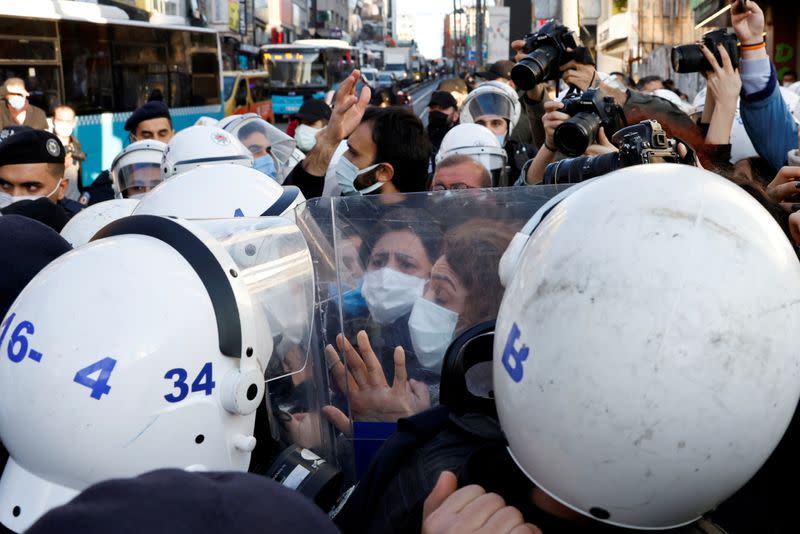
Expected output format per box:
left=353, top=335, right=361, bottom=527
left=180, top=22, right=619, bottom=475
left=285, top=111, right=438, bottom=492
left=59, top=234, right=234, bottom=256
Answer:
left=295, top=186, right=570, bottom=480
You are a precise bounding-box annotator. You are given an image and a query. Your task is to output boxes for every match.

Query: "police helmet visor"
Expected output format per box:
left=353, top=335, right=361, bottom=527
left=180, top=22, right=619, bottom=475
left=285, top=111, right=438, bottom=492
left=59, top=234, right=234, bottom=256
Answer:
left=466, top=92, right=513, bottom=123
left=117, top=163, right=162, bottom=194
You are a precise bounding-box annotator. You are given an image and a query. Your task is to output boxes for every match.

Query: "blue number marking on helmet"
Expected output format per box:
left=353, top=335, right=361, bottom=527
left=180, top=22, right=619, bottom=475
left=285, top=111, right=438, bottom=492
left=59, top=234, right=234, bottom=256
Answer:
left=191, top=362, right=216, bottom=396
left=164, top=363, right=215, bottom=403
left=164, top=368, right=189, bottom=403
left=1, top=314, right=44, bottom=364
left=73, top=357, right=117, bottom=399
left=501, top=322, right=529, bottom=382
left=0, top=313, right=14, bottom=348
left=234, top=208, right=245, bottom=217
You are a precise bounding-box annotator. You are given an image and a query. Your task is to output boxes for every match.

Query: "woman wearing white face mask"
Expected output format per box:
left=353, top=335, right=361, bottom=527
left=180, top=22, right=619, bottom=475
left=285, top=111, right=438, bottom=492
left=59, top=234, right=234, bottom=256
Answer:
left=408, top=219, right=514, bottom=372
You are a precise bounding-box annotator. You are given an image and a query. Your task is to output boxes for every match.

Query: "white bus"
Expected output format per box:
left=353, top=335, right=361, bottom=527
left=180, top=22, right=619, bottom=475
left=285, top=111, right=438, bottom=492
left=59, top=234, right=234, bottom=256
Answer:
left=0, top=0, right=223, bottom=182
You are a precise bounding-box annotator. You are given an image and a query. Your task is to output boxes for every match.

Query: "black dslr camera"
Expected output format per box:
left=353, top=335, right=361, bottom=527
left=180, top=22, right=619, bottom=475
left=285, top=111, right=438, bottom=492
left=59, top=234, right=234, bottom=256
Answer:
left=671, top=29, right=739, bottom=73
left=511, top=20, right=594, bottom=90
left=543, top=120, right=695, bottom=184
left=553, top=89, right=626, bottom=157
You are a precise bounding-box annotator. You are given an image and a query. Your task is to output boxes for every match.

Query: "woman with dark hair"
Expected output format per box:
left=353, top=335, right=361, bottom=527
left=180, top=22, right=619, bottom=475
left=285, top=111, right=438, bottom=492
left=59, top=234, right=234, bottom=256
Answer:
left=408, top=218, right=515, bottom=371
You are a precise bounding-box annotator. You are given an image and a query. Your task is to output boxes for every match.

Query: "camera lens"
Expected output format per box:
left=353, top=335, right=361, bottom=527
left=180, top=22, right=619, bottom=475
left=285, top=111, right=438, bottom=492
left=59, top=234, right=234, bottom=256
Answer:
left=511, top=45, right=559, bottom=90
left=554, top=112, right=602, bottom=157
left=542, top=152, right=621, bottom=185
left=671, top=44, right=709, bottom=73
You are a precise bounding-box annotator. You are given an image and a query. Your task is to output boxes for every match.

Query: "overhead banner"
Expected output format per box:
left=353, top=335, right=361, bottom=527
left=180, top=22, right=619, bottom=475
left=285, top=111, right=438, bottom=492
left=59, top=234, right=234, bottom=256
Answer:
left=487, top=6, right=510, bottom=63
left=228, top=0, right=239, bottom=33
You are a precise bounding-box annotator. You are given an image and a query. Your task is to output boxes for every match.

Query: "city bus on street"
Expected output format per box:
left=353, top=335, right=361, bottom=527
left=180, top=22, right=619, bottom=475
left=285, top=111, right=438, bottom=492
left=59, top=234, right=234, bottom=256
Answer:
left=262, top=39, right=358, bottom=119
left=0, top=0, right=223, bottom=183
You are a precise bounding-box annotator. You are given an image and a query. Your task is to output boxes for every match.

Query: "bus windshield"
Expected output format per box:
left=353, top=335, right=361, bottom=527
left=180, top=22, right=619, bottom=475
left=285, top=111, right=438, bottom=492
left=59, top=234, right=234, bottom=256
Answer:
left=265, top=50, right=325, bottom=88
left=264, top=47, right=356, bottom=90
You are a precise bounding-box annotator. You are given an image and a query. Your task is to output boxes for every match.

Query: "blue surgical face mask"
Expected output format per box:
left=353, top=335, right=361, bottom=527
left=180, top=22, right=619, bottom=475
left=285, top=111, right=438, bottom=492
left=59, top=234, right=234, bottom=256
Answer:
left=254, top=154, right=277, bottom=178
left=495, top=133, right=506, bottom=147
left=335, top=156, right=383, bottom=196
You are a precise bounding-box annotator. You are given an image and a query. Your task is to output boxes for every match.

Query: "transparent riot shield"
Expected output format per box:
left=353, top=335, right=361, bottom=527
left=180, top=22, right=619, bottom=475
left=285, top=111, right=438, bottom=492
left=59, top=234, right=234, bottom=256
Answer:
left=187, top=216, right=344, bottom=511
left=295, top=186, right=570, bottom=482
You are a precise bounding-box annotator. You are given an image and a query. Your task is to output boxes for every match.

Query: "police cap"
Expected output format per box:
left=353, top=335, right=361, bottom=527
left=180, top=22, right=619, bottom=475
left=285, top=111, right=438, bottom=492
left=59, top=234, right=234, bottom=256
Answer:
left=124, top=101, right=172, bottom=132
left=0, top=126, right=65, bottom=166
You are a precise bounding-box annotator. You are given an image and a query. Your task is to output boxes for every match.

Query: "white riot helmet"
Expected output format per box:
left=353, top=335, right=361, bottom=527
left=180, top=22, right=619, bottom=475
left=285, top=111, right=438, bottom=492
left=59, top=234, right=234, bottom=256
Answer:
left=110, top=140, right=166, bottom=199
left=219, top=113, right=297, bottom=166
left=494, top=164, right=800, bottom=529
left=460, top=81, right=521, bottom=142
left=133, top=165, right=305, bottom=219
left=59, top=198, right=139, bottom=247
left=435, top=123, right=507, bottom=173
left=160, top=126, right=253, bottom=179
left=0, top=214, right=316, bottom=532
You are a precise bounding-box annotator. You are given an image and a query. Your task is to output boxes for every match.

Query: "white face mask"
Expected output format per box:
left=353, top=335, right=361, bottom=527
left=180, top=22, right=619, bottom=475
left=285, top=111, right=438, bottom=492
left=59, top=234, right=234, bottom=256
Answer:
left=361, top=267, right=426, bottom=325
left=408, top=296, right=459, bottom=370
left=335, top=156, right=383, bottom=196
left=295, top=124, right=319, bottom=152
left=0, top=178, right=63, bottom=208
left=7, top=95, right=25, bottom=111
left=54, top=121, right=74, bottom=138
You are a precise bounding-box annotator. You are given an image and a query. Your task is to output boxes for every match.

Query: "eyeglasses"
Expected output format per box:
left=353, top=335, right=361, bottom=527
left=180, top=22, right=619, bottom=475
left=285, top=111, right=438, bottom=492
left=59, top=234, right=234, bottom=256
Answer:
left=431, top=183, right=471, bottom=192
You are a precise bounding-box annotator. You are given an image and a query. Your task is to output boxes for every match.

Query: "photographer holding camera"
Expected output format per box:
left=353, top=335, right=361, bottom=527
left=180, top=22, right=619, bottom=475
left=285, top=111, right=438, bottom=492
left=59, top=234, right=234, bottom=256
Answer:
left=732, top=0, right=797, bottom=172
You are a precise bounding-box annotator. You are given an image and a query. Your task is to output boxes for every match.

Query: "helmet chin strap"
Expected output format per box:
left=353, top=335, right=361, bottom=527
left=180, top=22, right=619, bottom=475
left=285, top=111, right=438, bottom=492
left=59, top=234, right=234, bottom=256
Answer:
left=0, top=458, right=78, bottom=533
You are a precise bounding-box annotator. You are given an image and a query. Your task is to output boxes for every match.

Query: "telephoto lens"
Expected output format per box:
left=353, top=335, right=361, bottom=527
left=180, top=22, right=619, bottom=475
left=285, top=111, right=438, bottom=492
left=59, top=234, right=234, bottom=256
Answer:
left=554, top=112, right=602, bottom=157
left=511, top=45, right=560, bottom=90
left=671, top=44, right=707, bottom=73
left=542, top=152, right=621, bottom=184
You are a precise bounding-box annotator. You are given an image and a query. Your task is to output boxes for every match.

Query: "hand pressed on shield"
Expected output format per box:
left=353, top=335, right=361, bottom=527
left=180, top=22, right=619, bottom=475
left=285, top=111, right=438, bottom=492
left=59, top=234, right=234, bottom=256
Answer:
left=766, top=166, right=800, bottom=208
left=323, top=330, right=431, bottom=428
left=422, top=472, right=542, bottom=534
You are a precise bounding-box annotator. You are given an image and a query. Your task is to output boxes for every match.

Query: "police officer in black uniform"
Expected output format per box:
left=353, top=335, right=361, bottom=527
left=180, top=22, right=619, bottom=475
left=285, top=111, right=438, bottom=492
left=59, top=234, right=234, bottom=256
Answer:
left=0, top=126, right=83, bottom=231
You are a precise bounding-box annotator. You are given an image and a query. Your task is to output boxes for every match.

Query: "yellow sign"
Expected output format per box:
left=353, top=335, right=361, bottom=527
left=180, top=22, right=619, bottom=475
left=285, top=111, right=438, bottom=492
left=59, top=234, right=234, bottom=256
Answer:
left=229, top=0, right=239, bottom=33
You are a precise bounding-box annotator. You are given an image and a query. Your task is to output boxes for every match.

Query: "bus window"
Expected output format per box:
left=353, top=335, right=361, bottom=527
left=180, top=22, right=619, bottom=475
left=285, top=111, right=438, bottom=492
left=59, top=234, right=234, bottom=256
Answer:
left=0, top=38, right=57, bottom=61
left=249, top=76, right=269, bottom=103
left=224, top=76, right=236, bottom=101
left=60, top=20, right=113, bottom=114
left=235, top=79, right=248, bottom=107
left=191, top=53, right=221, bottom=105
left=0, top=18, right=56, bottom=37
left=266, top=51, right=322, bottom=88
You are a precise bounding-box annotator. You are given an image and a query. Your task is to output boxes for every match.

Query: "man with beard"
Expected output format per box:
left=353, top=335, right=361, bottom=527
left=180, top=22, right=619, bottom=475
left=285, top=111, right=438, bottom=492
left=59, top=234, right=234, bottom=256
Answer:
left=427, top=91, right=459, bottom=157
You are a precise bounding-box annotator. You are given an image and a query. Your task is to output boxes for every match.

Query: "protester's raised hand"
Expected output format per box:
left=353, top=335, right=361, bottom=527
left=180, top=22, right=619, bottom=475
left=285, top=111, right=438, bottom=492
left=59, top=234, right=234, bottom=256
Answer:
left=325, top=330, right=431, bottom=423
left=320, top=70, right=372, bottom=145
left=731, top=1, right=764, bottom=46
left=422, top=472, right=541, bottom=534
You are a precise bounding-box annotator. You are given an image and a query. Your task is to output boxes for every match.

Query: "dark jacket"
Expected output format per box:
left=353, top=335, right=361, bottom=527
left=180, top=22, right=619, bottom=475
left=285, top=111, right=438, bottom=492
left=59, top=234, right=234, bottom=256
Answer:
left=0, top=102, right=48, bottom=130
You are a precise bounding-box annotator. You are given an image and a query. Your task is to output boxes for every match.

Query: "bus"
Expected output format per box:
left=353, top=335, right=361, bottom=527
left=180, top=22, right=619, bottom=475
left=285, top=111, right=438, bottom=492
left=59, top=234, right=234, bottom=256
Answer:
left=0, top=0, right=223, bottom=183
left=262, top=39, right=358, bottom=118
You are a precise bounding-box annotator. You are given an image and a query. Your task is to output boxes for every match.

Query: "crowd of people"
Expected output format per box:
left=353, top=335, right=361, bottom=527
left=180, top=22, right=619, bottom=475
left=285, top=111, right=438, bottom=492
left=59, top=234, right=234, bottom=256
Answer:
left=3, top=1, right=800, bottom=533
